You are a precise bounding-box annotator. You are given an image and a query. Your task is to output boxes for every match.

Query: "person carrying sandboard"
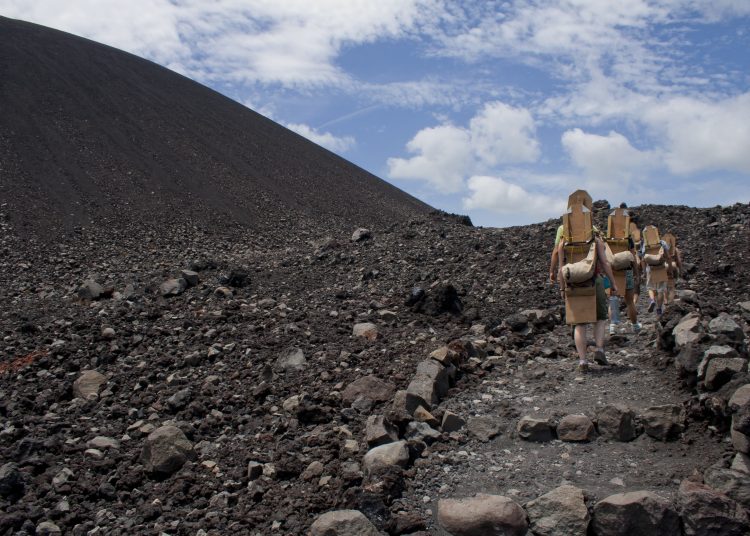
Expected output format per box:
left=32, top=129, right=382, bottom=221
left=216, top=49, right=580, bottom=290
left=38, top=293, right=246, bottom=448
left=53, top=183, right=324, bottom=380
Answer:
left=556, top=190, right=619, bottom=372
left=604, top=207, right=641, bottom=334
left=641, top=225, right=673, bottom=317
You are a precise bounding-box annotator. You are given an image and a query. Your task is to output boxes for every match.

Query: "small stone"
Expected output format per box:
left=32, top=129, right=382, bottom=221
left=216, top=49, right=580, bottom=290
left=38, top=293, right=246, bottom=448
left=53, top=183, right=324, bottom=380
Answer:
left=276, top=347, right=307, bottom=372
left=365, top=415, right=399, bottom=447
left=310, top=510, right=379, bottom=536
left=87, top=436, right=120, bottom=450
left=413, top=406, right=440, bottom=428
left=301, top=461, right=325, bottom=481
left=35, top=521, right=61, bottom=535
left=341, top=375, right=395, bottom=406
left=351, top=228, right=372, bottom=242
left=140, top=425, right=195, bottom=476
left=101, top=327, right=116, bottom=339
left=73, top=370, right=107, bottom=399
left=247, top=461, right=263, bottom=480
left=180, top=270, right=200, bottom=286
left=441, top=411, right=466, bottom=433
left=352, top=322, right=379, bottom=341
left=362, top=441, right=409, bottom=474
left=159, top=278, right=187, bottom=297
left=0, top=463, right=24, bottom=498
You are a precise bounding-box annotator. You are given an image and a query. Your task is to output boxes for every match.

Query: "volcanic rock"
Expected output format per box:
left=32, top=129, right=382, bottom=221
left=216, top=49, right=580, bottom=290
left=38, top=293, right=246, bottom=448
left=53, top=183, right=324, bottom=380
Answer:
left=441, top=411, right=466, bottom=433
left=708, top=314, right=744, bottom=343
left=517, top=416, right=554, bottom=442
left=437, top=494, right=527, bottom=536
left=467, top=416, right=503, bottom=442
left=703, top=467, right=750, bottom=510
left=353, top=322, right=379, bottom=341
left=77, top=280, right=104, bottom=301
left=351, top=228, right=373, bottom=242
left=309, top=509, right=380, bottom=536
left=525, top=485, right=589, bottom=536
left=159, top=278, right=187, bottom=297
left=0, top=463, right=24, bottom=499
left=276, top=347, right=307, bottom=372
left=698, top=346, right=740, bottom=379
left=673, top=313, right=704, bottom=349
left=362, top=441, right=409, bottom=474
left=557, top=414, right=596, bottom=442
left=592, top=490, right=680, bottom=536
left=72, top=370, right=107, bottom=399
left=704, top=358, right=747, bottom=390
left=141, top=425, right=195, bottom=476
left=677, top=479, right=750, bottom=536
left=342, top=375, right=395, bottom=406
left=596, top=404, right=638, bottom=442
left=641, top=405, right=685, bottom=441
left=365, top=415, right=399, bottom=447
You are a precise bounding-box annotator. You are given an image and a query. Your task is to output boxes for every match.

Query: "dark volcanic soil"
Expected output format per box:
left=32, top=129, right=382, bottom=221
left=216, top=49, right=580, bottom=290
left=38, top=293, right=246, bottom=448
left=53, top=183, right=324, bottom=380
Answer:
left=0, top=16, right=430, bottom=239
left=0, top=200, right=748, bottom=535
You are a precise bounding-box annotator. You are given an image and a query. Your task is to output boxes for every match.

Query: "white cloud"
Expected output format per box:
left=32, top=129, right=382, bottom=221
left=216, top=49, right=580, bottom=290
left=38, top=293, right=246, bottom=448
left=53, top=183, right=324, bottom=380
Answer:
left=462, top=175, right=565, bottom=218
left=387, top=101, right=540, bottom=192
left=561, top=128, right=656, bottom=184
left=387, top=125, right=472, bottom=193
left=469, top=102, right=540, bottom=165
left=642, top=93, right=750, bottom=175
left=0, top=0, right=435, bottom=88
left=284, top=122, right=355, bottom=153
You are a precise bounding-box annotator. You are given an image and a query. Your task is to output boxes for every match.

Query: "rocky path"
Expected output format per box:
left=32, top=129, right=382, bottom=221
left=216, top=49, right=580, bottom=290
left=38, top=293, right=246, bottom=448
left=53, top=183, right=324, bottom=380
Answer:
left=391, top=294, right=740, bottom=534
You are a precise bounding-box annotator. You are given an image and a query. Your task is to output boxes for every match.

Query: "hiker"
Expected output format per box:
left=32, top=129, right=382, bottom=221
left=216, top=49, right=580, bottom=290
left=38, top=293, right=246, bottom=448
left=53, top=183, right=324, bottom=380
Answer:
left=556, top=190, right=619, bottom=372
left=663, top=232, right=683, bottom=304
left=604, top=207, right=641, bottom=334
left=641, top=225, right=674, bottom=316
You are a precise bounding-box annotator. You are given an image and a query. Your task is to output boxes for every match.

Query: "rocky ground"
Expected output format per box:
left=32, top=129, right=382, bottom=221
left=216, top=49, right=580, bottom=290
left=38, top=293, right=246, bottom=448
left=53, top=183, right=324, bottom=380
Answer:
left=0, top=200, right=749, bottom=535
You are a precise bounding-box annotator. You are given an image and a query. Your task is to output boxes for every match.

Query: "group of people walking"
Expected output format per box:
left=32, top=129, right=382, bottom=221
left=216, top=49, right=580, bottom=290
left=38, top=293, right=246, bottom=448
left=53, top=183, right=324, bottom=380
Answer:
left=550, top=191, right=683, bottom=372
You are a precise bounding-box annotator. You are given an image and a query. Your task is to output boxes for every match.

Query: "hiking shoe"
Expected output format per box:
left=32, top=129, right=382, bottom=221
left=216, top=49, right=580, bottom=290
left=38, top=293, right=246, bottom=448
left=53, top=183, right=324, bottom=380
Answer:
left=609, top=323, right=616, bottom=335
left=647, top=300, right=656, bottom=313
left=577, top=362, right=589, bottom=373
left=593, top=349, right=608, bottom=365
left=632, top=322, right=642, bottom=333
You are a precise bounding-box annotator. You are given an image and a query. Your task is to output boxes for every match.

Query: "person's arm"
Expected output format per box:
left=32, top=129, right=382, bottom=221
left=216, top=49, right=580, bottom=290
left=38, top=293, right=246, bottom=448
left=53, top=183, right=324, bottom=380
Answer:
left=549, top=245, right=559, bottom=283
left=557, top=242, right=566, bottom=291
left=596, top=239, right=618, bottom=294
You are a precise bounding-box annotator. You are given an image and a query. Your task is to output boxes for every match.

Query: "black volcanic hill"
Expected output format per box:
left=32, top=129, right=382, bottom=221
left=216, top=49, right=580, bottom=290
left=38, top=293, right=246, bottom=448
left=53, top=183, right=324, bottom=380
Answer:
left=0, top=17, right=430, bottom=238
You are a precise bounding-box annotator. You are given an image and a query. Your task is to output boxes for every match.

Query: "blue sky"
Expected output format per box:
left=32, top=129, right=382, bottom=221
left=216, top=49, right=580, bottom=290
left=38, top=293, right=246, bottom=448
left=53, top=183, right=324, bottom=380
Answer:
left=2, top=1, right=750, bottom=227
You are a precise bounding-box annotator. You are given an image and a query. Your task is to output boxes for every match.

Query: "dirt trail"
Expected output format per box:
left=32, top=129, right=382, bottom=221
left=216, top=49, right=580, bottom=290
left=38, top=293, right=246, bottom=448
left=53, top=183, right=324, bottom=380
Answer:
left=398, top=294, right=730, bottom=533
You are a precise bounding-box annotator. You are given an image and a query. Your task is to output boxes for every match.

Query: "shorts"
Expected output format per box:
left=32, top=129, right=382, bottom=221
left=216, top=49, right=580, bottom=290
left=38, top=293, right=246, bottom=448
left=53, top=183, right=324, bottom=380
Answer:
left=595, top=276, right=608, bottom=321
left=648, top=280, right=668, bottom=293
left=625, top=269, right=634, bottom=291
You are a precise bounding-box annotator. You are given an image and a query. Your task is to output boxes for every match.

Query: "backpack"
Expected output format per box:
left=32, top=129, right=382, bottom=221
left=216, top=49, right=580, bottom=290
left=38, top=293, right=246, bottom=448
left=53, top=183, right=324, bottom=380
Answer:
left=561, top=191, right=596, bottom=284
left=642, top=225, right=665, bottom=266
left=662, top=233, right=678, bottom=274
left=606, top=208, right=635, bottom=270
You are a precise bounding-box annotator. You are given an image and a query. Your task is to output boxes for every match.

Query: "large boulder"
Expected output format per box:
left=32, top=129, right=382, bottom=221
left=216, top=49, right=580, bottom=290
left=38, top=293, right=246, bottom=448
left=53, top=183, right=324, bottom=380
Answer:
left=362, top=441, right=409, bottom=474
left=596, top=404, right=638, bottom=442
left=310, top=509, right=380, bottom=536
left=708, top=314, right=745, bottom=343
left=673, top=313, right=703, bottom=349
left=342, top=375, right=395, bottom=406
left=72, top=370, right=107, bottom=399
left=698, top=346, right=740, bottom=379
left=405, top=375, right=440, bottom=413
left=557, top=415, right=596, bottom=442
left=141, top=425, right=195, bottom=476
left=704, top=358, right=747, bottom=391
left=592, top=490, right=680, bottom=536
left=641, top=405, right=684, bottom=441
left=437, top=494, right=528, bottom=536
left=703, top=467, right=750, bottom=510
left=729, top=384, right=750, bottom=412
left=677, top=479, right=750, bottom=536
left=525, top=485, right=589, bottom=536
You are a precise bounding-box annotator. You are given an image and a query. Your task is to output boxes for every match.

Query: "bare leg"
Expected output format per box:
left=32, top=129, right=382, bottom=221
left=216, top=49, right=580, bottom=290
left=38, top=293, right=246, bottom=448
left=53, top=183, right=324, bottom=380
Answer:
left=574, top=324, right=588, bottom=363
left=594, top=320, right=606, bottom=349
left=625, top=289, right=637, bottom=322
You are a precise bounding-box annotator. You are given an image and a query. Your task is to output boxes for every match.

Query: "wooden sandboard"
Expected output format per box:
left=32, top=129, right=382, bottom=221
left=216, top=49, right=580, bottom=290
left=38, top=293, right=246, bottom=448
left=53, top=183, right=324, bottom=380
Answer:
left=613, top=271, right=627, bottom=298
left=565, top=286, right=597, bottom=325
left=650, top=265, right=668, bottom=284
